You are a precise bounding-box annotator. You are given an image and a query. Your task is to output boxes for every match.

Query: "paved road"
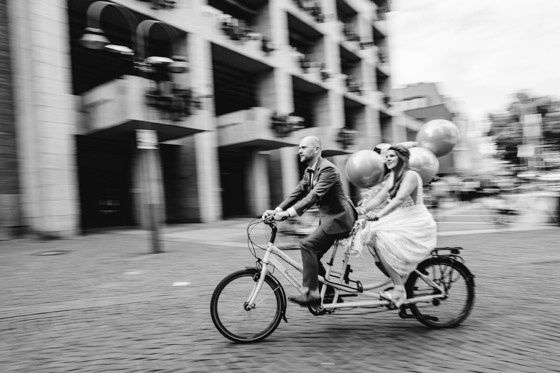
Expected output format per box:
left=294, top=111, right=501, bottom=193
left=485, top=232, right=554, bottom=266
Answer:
left=281, top=198, right=558, bottom=238
left=1, top=218, right=560, bottom=372
left=433, top=196, right=558, bottom=234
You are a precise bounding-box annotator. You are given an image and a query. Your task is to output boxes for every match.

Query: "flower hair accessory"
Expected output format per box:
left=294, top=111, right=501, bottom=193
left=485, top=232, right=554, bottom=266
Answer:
left=389, top=144, right=410, bottom=160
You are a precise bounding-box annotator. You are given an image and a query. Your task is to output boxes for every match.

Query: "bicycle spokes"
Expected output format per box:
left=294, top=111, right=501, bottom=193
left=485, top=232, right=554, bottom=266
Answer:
left=210, top=269, right=286, bottom=343
left=407, top=258, right=475, bottom=328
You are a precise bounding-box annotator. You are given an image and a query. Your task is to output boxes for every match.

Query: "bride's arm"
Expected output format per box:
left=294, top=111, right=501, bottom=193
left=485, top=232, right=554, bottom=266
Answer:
left=360, top=182, right=390, bottom=214
left=370, top=171, right=418, bottom=219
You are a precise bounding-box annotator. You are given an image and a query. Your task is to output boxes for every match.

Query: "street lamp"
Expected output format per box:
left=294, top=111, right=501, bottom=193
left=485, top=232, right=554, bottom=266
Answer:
left=80, top=27, right=111, bottom=50
left=80, top=1, right=188, bottom=253
left=79, top=1, right=136, bottom=50
left=79, top=7, right=188, bottom=73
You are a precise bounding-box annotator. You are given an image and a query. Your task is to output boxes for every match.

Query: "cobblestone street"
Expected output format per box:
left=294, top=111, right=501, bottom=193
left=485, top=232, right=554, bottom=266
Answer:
left=1, top=220, right=560, bottom=372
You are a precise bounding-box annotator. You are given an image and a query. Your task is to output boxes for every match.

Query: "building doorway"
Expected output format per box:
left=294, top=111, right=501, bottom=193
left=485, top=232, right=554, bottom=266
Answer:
left=219, top=148, right=248, bottom=217
left=76, top=136, right=134, bottom=232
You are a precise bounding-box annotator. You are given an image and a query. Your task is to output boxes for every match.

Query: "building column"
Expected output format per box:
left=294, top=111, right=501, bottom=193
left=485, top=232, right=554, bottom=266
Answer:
left=279, top=147, right=299, bottom=201
left=0, top=0, right=20, bottom=239
left=189, top=34, right=221, bottom=222
left=9, top=0, right=79, bottom=236
left=246, top=151, right=270, bottom=216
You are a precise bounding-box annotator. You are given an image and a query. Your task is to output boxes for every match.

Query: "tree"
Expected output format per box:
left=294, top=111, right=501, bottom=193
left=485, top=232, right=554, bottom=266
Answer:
left=487, top=90, right=560, bottom=168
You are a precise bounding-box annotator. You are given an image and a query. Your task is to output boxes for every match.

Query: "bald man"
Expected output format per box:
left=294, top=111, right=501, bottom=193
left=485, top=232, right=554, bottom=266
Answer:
left=264, top=136, right=357, bottom=306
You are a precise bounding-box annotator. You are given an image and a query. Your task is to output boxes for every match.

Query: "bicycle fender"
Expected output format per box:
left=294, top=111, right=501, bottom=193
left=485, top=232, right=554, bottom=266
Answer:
left=430, top=248, right=475, bottom=281
left=449, top=259, right=476, bottom=281
left=413, top=257, right=476, bottom=283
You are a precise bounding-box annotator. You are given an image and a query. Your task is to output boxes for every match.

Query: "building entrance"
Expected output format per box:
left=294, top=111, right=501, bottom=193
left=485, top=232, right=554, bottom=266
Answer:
left=219, top=149, right=249, bottom=217
left=76, top=136, right=134, bottom=232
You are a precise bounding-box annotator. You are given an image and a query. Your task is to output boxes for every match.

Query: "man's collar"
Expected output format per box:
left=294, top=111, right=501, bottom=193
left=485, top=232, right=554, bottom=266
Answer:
left=308, top=158, right=320, bottom=172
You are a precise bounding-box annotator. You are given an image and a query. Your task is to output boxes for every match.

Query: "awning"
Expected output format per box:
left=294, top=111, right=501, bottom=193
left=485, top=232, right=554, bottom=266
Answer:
left=83, top=119, right=206, bottom=142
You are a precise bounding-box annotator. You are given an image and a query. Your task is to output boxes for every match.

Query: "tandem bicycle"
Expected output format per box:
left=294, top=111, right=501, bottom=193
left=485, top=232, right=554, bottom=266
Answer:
left=210, top=217, right=476, bottom=343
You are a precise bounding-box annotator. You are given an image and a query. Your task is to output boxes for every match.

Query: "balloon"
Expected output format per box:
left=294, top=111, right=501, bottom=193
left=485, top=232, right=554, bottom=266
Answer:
left=416, top=119, right=459, bottom=157
left=409, top=147, right=439, bottom=185
left=345, top=150, right=385, bottom=188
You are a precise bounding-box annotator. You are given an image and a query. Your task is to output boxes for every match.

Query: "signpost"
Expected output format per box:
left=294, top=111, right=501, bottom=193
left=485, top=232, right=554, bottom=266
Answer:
left=522, top=113, right=542, bottom=172
left=136, top=129, right=158, bottom=149
left=136, top=129, right=161, bottom=253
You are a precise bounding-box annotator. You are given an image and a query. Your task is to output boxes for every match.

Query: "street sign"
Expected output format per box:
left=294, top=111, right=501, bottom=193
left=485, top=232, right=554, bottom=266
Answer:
left=136, top=129, right=158, bottom=149
left=517, top=144, right=534, bottom=157
left=522, top=114, right=542, bottom=138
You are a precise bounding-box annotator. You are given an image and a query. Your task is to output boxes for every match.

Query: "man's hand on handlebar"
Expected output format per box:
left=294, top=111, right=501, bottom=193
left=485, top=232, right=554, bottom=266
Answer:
left=261, top=209, right=289, bottom=222
left=274, top=211, right=289, bottom=221
left=262, top=210, right=276, bottom=223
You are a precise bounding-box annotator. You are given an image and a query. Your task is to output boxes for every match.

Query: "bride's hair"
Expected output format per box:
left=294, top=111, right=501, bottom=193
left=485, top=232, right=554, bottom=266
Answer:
left=388, top=145, right=410, bottom=198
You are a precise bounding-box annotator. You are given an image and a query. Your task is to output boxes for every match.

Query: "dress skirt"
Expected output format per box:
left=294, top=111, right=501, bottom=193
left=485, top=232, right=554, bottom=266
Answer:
left=361, top=203, right=437, bottom=276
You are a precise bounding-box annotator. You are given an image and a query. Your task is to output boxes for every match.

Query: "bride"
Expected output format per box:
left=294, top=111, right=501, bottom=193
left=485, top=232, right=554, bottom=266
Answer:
left=358, top=144, right=437, bottom=307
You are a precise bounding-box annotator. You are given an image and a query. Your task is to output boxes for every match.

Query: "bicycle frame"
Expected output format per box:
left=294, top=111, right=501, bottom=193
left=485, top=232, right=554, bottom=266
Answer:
left=247, top=222, right=448, bottom=311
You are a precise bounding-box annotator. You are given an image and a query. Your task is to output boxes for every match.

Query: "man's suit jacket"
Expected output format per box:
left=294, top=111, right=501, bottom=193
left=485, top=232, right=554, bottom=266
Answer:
left=278, top=157, right=357, bottom=235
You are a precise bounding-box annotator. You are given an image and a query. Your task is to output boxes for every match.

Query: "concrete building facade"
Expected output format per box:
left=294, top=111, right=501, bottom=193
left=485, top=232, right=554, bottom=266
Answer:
left=1, top=0, right=399, bottom=239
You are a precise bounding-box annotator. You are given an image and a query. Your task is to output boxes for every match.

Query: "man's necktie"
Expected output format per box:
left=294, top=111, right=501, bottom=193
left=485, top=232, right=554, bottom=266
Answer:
left=306, top=168, right=314, bottom=190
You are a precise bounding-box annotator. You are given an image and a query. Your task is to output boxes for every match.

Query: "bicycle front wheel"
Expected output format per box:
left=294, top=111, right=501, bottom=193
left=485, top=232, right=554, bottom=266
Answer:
left=406, top=258, right=475, bottom=328
left=210, top=268, right=286, bottom=343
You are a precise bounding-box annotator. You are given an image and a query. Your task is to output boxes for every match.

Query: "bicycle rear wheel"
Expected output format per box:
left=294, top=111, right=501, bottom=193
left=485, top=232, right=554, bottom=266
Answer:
left=210, top=268, right=286, bottom=343
left=406, top=257, right=475, bottom=328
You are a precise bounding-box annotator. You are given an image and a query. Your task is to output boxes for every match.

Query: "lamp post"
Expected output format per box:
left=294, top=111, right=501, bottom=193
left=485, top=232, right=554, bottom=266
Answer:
left=80, top=1, right=188, bottom=253
left=517, top=94, right=541, bottom=175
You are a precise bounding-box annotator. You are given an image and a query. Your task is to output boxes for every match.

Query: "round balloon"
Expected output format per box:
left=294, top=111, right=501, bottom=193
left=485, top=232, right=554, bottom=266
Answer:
left=345, top=150, right=385, bottom=188
left=409, top=147, right=439, bottom=185
left=416, top=119, right=459, bottom=157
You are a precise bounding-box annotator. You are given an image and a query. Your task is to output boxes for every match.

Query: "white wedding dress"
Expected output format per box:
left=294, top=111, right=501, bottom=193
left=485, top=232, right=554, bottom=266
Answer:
left=361, top=171, right=437, bottom=276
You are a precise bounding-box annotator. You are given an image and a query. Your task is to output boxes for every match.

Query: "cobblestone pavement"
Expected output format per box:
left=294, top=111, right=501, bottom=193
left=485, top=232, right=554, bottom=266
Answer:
left=1, top=219, right=560, bottom=373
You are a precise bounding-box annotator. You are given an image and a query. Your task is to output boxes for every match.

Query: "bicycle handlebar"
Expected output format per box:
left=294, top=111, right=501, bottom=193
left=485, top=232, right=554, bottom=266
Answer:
left=261, top=215, right=275, bottom=225
left=260, top=213, right=288, bottom=224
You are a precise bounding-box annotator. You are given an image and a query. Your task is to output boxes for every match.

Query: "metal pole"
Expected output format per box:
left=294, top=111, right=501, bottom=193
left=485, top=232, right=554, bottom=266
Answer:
left=136, top=23, right=164, bottom=254
left=136, top=126, right=162, bottom=254
left=147, top=185, right=162, bottom=253
left=81, top=1, right=163, bottom=254
left=136, top=126, right=163, bottom=254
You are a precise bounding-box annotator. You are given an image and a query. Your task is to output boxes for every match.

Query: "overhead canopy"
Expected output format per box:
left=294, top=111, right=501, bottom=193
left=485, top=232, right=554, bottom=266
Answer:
left=84, top=119, right=205, bottom=142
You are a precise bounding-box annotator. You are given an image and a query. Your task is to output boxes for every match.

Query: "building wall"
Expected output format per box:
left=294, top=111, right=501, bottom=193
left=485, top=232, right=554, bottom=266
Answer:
left=392, top=82, right=445, bottom=107
left=0, top=0, right=21, bottom=239
left=4, top=0, right=395, bottom=236
left=9, top=0, right=79, bottom=237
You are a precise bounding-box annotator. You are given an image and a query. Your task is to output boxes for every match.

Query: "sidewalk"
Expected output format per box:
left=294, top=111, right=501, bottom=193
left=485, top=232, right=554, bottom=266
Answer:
left=155, top=200, right=557, bottom=242
left=432, top=198, right=558, bottom=235
left=1, top=212, right=547, bottom=320
left=0, top=219, right=256, bottom=321
left=1, top=211, right=556, bottom=318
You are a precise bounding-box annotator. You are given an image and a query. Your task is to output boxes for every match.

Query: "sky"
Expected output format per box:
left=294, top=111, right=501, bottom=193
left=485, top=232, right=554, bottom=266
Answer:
left=388, top=0, right=560, bottom=125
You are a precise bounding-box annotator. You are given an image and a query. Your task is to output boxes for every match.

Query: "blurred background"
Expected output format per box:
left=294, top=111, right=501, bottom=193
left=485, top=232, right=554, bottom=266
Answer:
left=1, top=0, right=559, bottom=241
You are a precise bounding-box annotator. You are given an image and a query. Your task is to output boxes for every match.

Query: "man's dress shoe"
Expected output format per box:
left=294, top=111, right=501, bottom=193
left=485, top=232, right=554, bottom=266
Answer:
left=288, top=293, right=321, bottom=306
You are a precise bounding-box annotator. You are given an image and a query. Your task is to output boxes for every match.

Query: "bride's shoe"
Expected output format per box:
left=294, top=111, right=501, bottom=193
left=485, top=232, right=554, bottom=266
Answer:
left=380, top=285, right=406, bottom=307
